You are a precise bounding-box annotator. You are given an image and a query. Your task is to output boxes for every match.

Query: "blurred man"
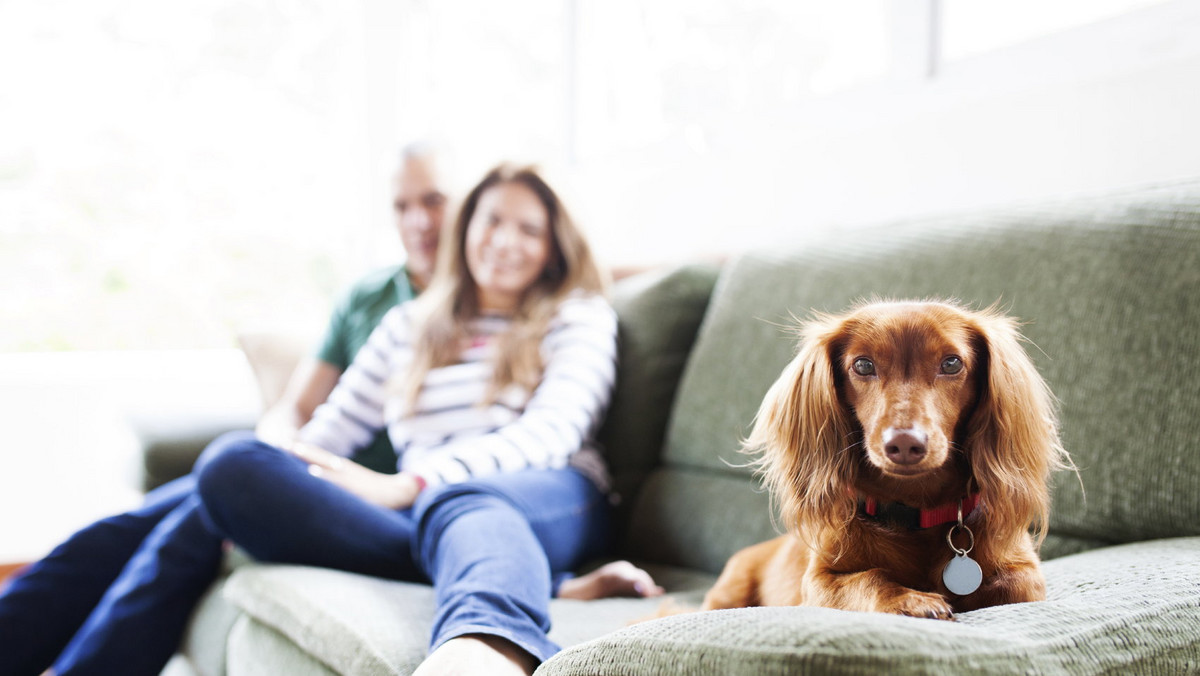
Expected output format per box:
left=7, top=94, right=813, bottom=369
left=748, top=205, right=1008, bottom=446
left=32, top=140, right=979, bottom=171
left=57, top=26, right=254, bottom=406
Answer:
left=256, top=144, right=448, bottom=473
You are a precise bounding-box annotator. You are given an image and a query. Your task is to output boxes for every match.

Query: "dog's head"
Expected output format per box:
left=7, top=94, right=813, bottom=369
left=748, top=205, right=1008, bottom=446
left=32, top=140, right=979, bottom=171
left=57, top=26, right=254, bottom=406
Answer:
left=836, top=301, right=981, bottom=480
left=747, top=300, right=1069, bottom=543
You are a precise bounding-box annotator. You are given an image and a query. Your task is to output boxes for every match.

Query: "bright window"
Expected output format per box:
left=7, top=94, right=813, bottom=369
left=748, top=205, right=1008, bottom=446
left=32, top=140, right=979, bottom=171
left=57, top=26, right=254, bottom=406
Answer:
left=0, top=0, right=369, bottom=350
left=572, top=0, right=889, bottom=161
left=389, top=1, right=569, bottom=180
left=5, top=0, right=1183, bottom=352
left=384, top=0, right=890, bottom=167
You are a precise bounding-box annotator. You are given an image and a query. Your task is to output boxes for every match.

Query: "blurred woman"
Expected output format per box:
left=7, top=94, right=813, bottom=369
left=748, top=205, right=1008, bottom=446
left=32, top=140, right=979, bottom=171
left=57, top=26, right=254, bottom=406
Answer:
left=197, top=163, right=658, bottom=674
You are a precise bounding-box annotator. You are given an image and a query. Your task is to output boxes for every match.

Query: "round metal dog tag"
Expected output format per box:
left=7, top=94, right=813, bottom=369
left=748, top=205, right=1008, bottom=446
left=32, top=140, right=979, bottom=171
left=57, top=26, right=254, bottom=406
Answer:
left=942, top=553, right=982, bottom=596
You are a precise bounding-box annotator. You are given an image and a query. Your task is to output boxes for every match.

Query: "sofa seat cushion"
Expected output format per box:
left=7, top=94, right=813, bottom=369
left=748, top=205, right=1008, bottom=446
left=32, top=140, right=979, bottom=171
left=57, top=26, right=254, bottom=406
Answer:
left=539, top=537, right=1200, bottom=675
left=223, top=565, right=435, bottom=675
left=226, top=615, right=340, bottom=676
left=222, top=562, right=715, bottom=675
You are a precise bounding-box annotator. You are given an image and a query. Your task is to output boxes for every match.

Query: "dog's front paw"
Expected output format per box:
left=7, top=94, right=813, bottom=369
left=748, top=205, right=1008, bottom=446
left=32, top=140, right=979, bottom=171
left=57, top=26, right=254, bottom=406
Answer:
left=886, top=590, right=954, bottom=620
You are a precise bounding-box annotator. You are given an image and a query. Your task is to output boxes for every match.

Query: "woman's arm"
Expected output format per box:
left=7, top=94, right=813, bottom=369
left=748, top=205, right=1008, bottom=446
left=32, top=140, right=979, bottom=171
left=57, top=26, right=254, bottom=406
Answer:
left=255, top=357, right=343, bottom=447
left=296, top=306, right=413, bottom=458
left=411, top=295, right=618, bottom=487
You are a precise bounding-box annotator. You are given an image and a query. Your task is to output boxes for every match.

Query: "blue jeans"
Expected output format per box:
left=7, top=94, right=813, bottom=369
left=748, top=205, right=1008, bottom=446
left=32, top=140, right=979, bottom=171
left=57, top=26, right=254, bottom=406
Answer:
left=0, top=431, right=609, bottom=673
left=0, top=475, right=224, bottom=676
left=195, top=432, right=611, bottom=664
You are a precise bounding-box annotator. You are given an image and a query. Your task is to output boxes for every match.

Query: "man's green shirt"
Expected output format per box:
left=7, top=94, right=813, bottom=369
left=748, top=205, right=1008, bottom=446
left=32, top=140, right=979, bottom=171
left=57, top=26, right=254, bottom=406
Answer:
left=315, top=264, right=416, bottom=473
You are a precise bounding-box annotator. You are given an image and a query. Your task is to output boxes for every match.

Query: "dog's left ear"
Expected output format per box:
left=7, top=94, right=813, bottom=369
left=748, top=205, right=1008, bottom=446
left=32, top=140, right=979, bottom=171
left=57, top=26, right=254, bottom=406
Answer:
left=746, top=313, right=860, bottom=536
left=965, top=309, right=1069, bottom=545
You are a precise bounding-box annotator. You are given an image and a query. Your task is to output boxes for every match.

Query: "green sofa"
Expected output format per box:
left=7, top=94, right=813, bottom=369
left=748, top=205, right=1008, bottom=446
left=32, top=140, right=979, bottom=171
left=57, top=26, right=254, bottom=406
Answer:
left=145, top=177, right=1200, bottom=675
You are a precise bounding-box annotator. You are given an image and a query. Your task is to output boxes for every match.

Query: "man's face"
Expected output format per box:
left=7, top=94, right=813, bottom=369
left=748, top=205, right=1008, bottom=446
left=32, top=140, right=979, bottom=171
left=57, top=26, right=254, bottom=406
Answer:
left=393, top=156, right=447, bottom=289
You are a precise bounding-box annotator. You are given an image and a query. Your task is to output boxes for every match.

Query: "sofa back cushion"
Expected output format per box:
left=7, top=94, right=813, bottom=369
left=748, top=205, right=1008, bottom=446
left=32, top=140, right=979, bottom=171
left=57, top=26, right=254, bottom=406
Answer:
left=627, top=178, right=1200, bottom=573
left=598, top=264, right=720, bottom=540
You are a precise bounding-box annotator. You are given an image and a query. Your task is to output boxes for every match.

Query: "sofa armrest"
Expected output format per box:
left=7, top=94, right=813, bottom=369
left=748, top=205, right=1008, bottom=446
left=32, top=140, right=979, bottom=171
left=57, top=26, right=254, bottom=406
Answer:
left=130, top=408, right=259, bottom=491
left=126, top=330, right=311, bottom=492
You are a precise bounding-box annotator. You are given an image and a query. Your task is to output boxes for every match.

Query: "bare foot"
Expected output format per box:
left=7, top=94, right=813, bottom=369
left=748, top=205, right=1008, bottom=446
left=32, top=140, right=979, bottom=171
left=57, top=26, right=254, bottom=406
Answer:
left=413, top=634, right=537, bottom=676
left=557, top=560, right=665, bottom=600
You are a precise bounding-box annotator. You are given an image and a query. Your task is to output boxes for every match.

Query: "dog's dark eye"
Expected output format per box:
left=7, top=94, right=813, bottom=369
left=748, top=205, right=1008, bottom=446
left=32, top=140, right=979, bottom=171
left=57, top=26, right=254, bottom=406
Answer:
left=852, top=358, right=876, bottom=376
left=940, top=356, right=964, bottom=375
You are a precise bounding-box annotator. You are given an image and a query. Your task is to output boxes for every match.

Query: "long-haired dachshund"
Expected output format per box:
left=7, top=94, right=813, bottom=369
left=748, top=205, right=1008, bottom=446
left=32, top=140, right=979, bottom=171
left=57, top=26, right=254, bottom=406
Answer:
left=702, top=300, right=1072, bottom=619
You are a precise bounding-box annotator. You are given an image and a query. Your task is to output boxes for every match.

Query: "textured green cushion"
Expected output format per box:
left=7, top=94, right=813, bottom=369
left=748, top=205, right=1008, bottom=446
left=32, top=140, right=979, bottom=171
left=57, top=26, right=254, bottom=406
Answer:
left=180, top=581, right=241, bottom=676
left=223, top=565, right=434, bottom=675
left=160, top=656, right=202, bottom=676
left=598, top=264, right=720, bottom=532
left=625, top=468, right=777, bottom=574
left=540, top=537, right=1200, bottom=675
left=656, top=178, right=1200, bottom=563
left=227, top=616, right=340, bottom=676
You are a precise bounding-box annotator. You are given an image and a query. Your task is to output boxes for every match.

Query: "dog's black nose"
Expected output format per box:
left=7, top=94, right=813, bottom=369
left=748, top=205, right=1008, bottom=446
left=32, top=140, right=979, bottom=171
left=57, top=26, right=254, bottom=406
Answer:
left=883, top=428, right=927, bottom=465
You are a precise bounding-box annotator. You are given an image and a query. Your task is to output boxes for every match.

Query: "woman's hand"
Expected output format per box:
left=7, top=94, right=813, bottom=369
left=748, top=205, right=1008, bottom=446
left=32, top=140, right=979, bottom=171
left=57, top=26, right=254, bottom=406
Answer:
left=254, top=408, right=302, bottom=449
left=286, top=441, right=423, bottom=510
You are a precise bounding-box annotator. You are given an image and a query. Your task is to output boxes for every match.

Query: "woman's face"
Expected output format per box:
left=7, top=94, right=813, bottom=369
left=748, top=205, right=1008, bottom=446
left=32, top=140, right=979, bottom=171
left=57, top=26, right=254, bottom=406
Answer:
left=465, top=181, right=552, bottom=312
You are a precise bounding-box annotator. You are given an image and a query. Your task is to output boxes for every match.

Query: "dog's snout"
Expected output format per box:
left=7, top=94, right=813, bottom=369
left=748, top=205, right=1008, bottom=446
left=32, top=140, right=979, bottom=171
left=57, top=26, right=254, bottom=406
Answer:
left=883, top=428, right=927, bottom=465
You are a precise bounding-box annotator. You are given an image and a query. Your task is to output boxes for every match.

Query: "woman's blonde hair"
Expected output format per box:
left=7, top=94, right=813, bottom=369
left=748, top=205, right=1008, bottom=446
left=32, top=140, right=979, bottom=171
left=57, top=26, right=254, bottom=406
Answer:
left=398, top=163, right=607, bottom=410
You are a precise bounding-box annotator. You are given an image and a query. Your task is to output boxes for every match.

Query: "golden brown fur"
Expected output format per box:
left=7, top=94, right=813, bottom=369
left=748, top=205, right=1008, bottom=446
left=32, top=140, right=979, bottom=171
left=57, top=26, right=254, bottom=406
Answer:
left=702, top=300, right=1071, bottom=619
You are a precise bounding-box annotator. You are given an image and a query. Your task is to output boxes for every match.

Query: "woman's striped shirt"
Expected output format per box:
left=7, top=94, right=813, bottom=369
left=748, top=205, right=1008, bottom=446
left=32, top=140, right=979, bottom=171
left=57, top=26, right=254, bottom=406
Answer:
left=297, top=293, right=617, bottom=490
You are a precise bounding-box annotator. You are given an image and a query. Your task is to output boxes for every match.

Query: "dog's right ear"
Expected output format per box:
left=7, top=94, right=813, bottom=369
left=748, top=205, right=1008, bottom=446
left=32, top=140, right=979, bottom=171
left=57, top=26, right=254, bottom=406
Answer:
left=746, top=314, right=859, bottom=536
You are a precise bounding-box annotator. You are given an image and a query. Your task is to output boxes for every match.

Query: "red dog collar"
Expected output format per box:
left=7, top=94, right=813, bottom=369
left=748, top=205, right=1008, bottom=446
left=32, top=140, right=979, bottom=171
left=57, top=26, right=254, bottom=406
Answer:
left=860, top=494, right=981, bottom=530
